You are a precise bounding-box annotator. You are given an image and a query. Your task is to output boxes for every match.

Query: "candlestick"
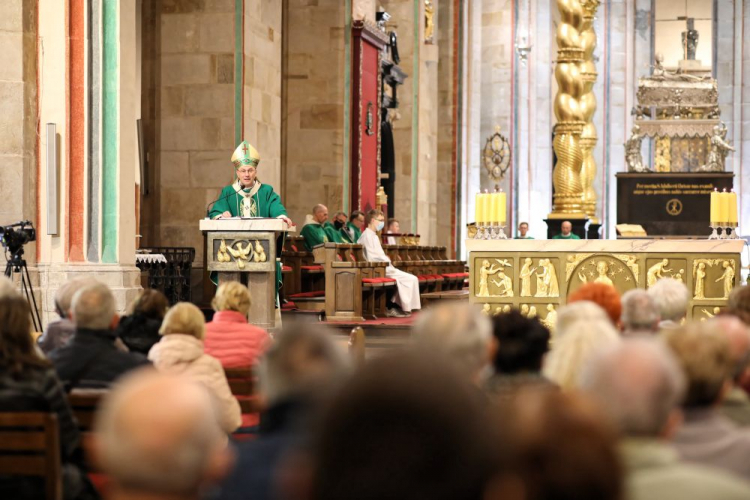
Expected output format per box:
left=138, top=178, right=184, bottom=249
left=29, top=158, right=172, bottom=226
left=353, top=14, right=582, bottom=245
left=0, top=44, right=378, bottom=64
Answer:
left=710, top=189, right=719, bottom=224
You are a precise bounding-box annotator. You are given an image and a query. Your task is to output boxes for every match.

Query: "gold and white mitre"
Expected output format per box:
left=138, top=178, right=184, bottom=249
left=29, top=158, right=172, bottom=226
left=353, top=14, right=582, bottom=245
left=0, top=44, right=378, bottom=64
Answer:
left=231, top=140, right=260, bottom=169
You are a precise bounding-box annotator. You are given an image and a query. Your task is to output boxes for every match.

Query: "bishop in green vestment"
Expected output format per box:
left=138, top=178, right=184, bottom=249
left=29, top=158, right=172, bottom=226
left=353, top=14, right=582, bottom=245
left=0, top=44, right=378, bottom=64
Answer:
left=208, top=141, right=294, bottom=298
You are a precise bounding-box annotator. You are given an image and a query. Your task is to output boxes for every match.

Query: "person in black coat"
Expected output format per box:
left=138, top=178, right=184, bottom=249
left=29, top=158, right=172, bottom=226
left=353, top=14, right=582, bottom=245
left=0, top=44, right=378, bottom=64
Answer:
left=49, top=282, right=149, bottom=391
left=115, top=288, right=169, bottom=355
left=0, top=295, right=99, bottom=500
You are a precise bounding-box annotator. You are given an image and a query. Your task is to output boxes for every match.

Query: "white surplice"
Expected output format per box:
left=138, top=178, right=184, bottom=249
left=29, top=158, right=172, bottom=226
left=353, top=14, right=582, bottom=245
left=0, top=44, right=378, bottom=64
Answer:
left=358, top=228, right=421, bottom=312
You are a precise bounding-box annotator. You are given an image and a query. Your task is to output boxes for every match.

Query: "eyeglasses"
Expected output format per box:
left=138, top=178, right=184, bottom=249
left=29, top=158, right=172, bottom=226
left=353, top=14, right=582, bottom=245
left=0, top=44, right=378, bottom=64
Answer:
left=237, top=168, right=255, bottom=175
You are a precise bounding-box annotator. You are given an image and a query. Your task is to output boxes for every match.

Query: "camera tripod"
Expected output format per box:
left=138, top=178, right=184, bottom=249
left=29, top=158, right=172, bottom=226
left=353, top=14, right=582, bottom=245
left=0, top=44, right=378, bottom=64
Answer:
left=4, top=249, right=43, bottom=333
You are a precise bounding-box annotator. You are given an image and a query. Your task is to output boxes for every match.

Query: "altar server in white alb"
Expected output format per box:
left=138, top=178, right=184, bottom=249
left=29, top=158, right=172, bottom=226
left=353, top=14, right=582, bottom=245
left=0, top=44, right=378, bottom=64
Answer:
left=358, top=209, right=421, bottom=317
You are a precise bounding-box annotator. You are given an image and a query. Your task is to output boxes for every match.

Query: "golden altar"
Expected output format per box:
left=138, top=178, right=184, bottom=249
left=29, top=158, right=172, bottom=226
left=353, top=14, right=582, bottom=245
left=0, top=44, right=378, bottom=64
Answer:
left=466, top=239, right=743, bottom=325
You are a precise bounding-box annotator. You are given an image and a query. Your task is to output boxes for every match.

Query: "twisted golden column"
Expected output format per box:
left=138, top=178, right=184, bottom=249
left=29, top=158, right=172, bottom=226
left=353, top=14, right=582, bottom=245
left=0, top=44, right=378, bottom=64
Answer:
left=579, top=0, right=600, bottom=222
left=550, top=0, right=586, bottom=217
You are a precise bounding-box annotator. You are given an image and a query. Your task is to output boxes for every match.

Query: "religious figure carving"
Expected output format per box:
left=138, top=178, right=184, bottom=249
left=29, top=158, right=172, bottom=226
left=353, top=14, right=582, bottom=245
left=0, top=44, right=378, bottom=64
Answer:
left=682, top=18, right=699, bottom=61
left=519, top=258, right=537, bottom=297
left=528, top=305, right=537, bottom=319
left=227, top=241, right=252, bottom=270
left=217, top=239, right=231, bottom=263
left=566, top=253, right=593, bottom=280
left=491, top=269, right=514, bottom=298
left=625, top=125, right=651, bottom=172
left=715, top=261, right=735, bottom=299
left=615, top=254, right=640, bottom=285
left=674, top=269, right=685, bottom=283
left=253, top=240, right=267, bottom=262
left=481, top=303, right=491, bottom=316
left=650, top=52, right=710, bottom=82
left=693, top=261, right=707, bottom=299
left=493, top=304, right=512, bottom=316
left=535, top=259, right=559, bottom=298
left=701, top=306, right=721, bottom=321
left=698, top=123, right=734, bottom=172
left=579, top=260, right=613, bottom=287
left=654, top=137, right=671, bottom=172
left=424, top=0, right=435, bottom=44
left=540, top=304, right=558, bottom=333
left=477, top=259, right=501, bottom=297
left=647, top=259, right=673, bottom=288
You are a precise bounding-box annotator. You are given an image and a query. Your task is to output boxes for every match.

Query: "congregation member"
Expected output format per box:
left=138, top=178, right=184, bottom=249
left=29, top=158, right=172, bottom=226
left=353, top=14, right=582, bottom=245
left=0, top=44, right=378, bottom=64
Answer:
left=300, top=204, right=341, bottom=250
left=543, top=303, right=620, bottom=390
left=49, top=282, right=148, bottom=390
left=148, top=303, right=241, bottom=433
left=309, top=352, right=501, bottom=500
left=620, top=289, right=660, bottom=336
left=0, top=296, right=98, bottom=500
left=411, top=302, right=495, bottom=387
left=345, top=210, right=365, bottom=242
left=217, top=323, right=350, bottom=500
left=385, top=218, right=400, bottom=244
left=712, top=315, right=750, bottom=426
left=0, top=275, right=15, bottom=298
left=92, top=370, right=233, bottom=500
left=727, top=285, right=750, bottom=324
left=204, top=281, right=269, bottom=368
left=38, top=277, right=94, bottom=353
left=115, top=288, right=169, bottom=355
left=358, top=209, right=420, bottom=317
left=554, top=300, right=610, bottom=337
left=582, top=339, right=750, bottom=500
left=515, top=221, right=534, bottom=239
left=665, top=323, right=750, bottom=480
left=486, top=310, right=554, bottom=396
left=648, top=278, right=690, bottom=329
left=568, top=282, right=622, bottom=326
left=499, top=389, right=623, bottom=500
left=551, top=220, right=580, bottom=239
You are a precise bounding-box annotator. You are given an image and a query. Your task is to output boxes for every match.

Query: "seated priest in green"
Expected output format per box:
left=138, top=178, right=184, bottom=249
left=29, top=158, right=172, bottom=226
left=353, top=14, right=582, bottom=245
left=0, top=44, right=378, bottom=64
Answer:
left=515, top=221, right=534, bottom=239
left=332, top=211, right=356, bottom=243
left=300, top=204, right=343, bottom=251
left=208, top=140, right=293, bottom=225
left=551, top=220, right=581, bottom=240
left=345, top=210, right=365, bottom=243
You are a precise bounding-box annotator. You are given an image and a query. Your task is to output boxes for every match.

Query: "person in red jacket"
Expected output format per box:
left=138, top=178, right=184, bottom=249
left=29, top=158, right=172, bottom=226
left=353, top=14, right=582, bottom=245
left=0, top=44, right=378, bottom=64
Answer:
left=205, top=281, right=270, bottom=368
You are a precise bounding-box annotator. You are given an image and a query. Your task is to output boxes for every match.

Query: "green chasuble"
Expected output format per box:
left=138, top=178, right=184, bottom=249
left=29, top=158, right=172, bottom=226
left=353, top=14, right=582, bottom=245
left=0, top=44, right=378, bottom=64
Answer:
left=300, top=223, right=332, bottom=251
left=338, top=226, right=355, bottom=243
left=552, top=233, right=581, bottom=240
left=209, top=181, right=287, bottom=219
left=208, top=181, right=288, bottom=300
left=346, top=221, right=362, bottom=242
left=323, top=222, right=344, bottom=244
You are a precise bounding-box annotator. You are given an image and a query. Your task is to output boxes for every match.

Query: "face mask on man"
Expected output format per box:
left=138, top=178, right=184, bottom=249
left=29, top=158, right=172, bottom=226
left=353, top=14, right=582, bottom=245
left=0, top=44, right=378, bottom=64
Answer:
left=376, top=221, right=385, bottom=231
left=334, top=219, right=345, bottom=229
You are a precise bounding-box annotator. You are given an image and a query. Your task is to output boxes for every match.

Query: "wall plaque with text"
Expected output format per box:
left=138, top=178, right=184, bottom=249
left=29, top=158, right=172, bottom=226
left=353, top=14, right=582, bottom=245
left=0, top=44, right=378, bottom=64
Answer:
left=616, top=173, right=733, bottom=237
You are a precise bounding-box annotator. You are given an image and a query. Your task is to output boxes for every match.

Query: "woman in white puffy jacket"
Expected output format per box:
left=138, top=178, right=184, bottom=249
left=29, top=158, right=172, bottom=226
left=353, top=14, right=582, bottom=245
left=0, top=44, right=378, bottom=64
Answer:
left=148, top=302, right=241, bottom=433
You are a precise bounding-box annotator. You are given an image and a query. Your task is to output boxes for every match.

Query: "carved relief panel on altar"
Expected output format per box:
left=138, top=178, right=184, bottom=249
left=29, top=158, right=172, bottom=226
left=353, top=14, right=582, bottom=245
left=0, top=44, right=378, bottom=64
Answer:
left=475, top=257, right=515, bottom=298
left=646, top=258, right=687, bottom=287
left=692, top=258, right=737, bottom=300
left=518, top=258, right=561, bottom=298
left=566, top=254, right=639, bottom=296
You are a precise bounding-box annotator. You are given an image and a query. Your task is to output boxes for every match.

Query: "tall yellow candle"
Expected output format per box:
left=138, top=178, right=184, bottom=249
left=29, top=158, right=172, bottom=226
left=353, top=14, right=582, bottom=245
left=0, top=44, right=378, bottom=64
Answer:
left=719, top=190, right=730, bottom=224
left=487, top=192, right=499, bottom=224
left=497, top=192, right=507, bottom=224
left=475, top=193, right=487, bottom=223
left=728, top=191, right=738, bottom=224
left=710, top=189, right=719, bottom=223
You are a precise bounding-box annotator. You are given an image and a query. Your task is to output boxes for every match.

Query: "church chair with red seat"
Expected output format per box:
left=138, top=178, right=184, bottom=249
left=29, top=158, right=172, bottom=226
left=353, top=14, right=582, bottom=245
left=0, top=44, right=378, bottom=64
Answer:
left=0, top=412, right=62, bottom=500
left=224, top=366, right=262, bottom=439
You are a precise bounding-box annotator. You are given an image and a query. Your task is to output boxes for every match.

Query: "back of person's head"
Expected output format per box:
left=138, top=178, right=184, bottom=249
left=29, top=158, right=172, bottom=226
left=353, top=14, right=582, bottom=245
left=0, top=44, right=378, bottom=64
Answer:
left=664, top=323, right=733, bottom=408
left=555, top=301, right=609, bottom=335
left=54, top=277, right=96, bottom=318
left=728, top=285, right=750, bottom=317
left=647, top=278, right=690, bottom=323
left=711, top=315, right=750, bottom=382
left=620, top=289, right=660, bottom=334
left=93, top=369, right=230, bottom=496
left=0, top=276, right=17, bottom=299
left=568, top=283, right=622, bottom=325
left=543, top=318, right=620, bottom=390
left=581, top=338, right=686, bottom=437
left=211, top=281, right=252, bottom=316
left=129, top=288, right=169, bottom=320
left=311, top=352, right=500, bottom=500
left=0, top=295, right=49, bottom=376
left=412, top=302, right=493, bottom=382
left=259, top=322, right=349, bottom=405
left=350, top=209, right=364, bottom=221
left=491, top=310, right=549, bottom=374
left=499, top=389, right=623, bottom=500
left=160, top=302, right=205, bottom=340
left=71, top=282, right=117, bottom=331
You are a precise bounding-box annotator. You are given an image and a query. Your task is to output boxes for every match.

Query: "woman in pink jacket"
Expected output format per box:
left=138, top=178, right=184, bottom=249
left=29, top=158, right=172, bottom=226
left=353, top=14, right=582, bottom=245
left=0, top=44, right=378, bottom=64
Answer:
left=204, top=281, right=270, bottom=368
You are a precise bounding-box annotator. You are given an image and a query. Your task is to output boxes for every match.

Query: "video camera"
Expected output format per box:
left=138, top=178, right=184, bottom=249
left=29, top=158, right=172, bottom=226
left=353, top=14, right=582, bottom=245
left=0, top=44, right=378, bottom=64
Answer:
left=0, top=220, right=36, bottom=257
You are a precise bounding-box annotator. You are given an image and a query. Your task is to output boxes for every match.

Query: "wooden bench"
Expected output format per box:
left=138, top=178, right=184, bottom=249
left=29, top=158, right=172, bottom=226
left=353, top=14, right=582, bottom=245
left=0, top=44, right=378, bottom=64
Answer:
left=224, top=366, right=262, bottom=437
left=0, top=412, right=62, bottom=500
left=282, top=235, right=326, bottom=309
left=313, top=243, right=396, bottom=321
left=68, top=389, right=106, bottom=433
left=421, top=289, right=470, bottom=306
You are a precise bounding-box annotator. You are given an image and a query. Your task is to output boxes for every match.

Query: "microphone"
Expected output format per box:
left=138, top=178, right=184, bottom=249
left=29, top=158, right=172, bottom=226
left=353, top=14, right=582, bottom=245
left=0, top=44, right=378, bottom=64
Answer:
left=206, top=190, right=238, bottom=218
